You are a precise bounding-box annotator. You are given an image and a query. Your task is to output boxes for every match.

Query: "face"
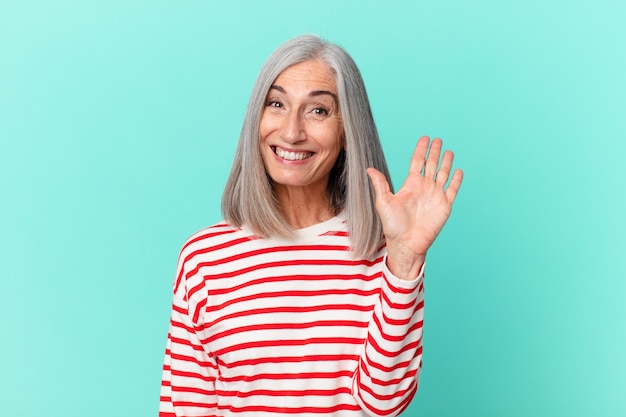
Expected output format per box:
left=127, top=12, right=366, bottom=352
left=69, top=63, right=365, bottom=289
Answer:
left=259, top=59, right=344, bottom=198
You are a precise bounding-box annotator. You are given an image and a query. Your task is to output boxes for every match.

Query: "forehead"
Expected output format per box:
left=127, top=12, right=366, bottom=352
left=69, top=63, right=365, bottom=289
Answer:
left=272, top=59, right=337, bottom=93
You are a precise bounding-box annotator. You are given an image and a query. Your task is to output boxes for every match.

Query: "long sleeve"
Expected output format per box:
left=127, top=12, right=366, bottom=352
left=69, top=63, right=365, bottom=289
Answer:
left=352, top=259, right=425, bottom=417
left=159, top=285, right=219, bottom=417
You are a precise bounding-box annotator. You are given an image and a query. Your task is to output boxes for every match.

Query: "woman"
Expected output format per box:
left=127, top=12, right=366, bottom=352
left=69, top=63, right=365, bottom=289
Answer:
left=159, top=35, right=463, bottom=417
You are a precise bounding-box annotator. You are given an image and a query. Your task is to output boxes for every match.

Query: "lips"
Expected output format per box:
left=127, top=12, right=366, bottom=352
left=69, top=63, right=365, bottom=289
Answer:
left=273, top=146, right=314, bottom=161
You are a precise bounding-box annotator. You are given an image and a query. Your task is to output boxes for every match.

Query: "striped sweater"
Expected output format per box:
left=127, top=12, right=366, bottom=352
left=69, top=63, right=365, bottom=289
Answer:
left=159, top=214, right=425, bottom=417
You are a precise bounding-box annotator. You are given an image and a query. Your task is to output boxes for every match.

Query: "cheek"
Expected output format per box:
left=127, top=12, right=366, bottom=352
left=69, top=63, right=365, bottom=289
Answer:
left=259, top=119, right=269, bottom=142
left=326, top=125, right=344, bottom=153
left=314, top=120, right=342, bottom=144
left=259, top=112, right=276, bottom=142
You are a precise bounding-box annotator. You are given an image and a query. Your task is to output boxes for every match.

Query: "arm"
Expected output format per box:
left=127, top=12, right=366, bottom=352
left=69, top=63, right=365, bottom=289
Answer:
left=159, top=282, right=218, bottom=417
left=352, top=261, right=425, bottom=416
left=355, top=136, right=462, bottom=415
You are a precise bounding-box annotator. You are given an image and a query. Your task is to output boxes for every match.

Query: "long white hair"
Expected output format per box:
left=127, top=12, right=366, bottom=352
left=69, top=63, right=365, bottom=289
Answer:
left=222, top=35, right=393, bottom=259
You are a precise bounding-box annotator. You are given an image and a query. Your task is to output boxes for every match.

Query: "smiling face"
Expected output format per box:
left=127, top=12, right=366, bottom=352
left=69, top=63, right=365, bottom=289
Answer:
left=259, top=59, right=344, bottom=202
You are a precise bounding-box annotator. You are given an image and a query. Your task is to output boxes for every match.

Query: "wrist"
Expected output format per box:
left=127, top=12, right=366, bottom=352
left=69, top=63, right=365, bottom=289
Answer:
left=385, top=244, right=426, bottom=281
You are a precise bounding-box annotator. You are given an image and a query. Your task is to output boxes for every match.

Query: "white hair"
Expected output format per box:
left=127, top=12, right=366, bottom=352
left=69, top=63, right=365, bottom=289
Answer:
left=222, top=34, right=393, bottom=258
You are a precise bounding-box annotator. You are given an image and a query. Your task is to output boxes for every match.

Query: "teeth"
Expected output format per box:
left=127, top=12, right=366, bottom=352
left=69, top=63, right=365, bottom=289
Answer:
left=275, top=148, right=312, bottom=161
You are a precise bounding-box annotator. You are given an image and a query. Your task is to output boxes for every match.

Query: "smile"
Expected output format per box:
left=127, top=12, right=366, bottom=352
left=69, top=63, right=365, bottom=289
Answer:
left=273, top=147, right=314, bottom=161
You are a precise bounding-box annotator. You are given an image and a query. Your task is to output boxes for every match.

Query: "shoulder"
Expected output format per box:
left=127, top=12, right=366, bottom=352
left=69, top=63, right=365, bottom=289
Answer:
left=174, top=214, right=361, bottom=281
left=177, top=220, right=254, bottom=266
left=172, top=221, right=255, bottom=289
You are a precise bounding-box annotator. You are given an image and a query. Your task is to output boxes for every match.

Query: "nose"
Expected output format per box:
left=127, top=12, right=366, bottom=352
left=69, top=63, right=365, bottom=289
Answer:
left=280, top=110, right=306, bottom=144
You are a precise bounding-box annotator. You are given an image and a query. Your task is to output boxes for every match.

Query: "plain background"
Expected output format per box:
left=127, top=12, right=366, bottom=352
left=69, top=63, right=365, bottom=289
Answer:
left=1, top=1, right=625, bottom=416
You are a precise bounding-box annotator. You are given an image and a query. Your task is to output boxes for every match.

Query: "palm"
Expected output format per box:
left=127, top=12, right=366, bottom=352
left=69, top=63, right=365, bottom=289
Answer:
left=367, top=136, right=463, bottom=278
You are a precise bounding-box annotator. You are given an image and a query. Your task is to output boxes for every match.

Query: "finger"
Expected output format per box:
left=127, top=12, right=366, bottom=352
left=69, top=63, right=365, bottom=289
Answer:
left=445, top=169, right=464, bottom=203
left=407, top=136, right=431, bottom=176
left=424, top=138, right=442, bottom=178
left=435, top=150, right=454, bottom=187
left=366, top=167, right=392, bottom=207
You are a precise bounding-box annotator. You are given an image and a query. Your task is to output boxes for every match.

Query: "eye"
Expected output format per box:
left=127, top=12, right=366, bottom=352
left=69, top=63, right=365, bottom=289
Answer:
left=266, top=100, right=282, bottom=108
left=312, top=107, right=329, bottom=116
left=307, top=106, right=331, bottom=120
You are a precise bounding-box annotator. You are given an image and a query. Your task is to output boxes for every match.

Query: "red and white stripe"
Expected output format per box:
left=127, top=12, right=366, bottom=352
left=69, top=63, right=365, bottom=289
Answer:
left=159, top=215, right=424, bottom=417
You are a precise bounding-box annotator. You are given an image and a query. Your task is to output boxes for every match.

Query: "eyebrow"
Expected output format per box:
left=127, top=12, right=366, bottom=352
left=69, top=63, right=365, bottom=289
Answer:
left=269, top=85, right=338, bottom=102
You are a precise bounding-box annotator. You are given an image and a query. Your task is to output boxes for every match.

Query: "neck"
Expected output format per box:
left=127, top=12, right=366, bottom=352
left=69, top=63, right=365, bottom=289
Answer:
left=275, top=185, right=334, bottom=229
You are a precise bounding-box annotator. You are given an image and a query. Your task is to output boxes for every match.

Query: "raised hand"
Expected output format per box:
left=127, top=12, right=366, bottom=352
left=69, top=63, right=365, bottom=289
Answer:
left=367, top=136, right=463, bottom=280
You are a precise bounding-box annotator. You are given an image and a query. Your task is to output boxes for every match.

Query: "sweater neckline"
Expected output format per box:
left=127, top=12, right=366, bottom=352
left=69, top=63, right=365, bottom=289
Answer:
left=242, top=212, right=346, bottom=245
left=290, top=212, right=346, bottom=242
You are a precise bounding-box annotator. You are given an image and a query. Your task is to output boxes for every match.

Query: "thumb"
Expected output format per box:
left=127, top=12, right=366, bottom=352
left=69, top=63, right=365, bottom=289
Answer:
left=366, top=167, right=391, bottom=206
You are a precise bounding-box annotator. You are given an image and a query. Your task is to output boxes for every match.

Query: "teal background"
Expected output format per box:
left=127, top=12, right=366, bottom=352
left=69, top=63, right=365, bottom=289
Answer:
left=1, top=0, right=624, bottom=416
